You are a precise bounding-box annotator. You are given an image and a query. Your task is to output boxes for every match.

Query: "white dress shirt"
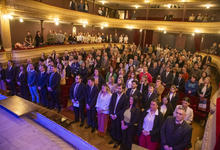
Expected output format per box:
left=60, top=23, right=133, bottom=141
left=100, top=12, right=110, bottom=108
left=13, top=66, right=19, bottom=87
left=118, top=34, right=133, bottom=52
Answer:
left=160, top=104, right=167, bottom=116
left=143, top=109, right=159, bottom=132
left=114, top=93, right=122, bottom=114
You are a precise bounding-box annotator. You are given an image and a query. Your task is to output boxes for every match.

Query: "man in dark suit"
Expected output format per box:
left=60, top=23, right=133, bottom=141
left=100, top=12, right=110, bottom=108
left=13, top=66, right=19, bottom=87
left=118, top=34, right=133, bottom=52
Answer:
left=109, top=84, right=128, bottom=148
left=174, top=72, right=185, bottom=92
left=141, top=83, right=158, bottom=110
left=5, top=60, right=16, bottom=95
left=161, top=106, right=192, bottom=150
left=70, top=75, right=86, bottom=127
left=47, top=65, right=61, bottom=112
left=126, top=80, right=140, bottom=98
left=38, top=65, right=49, bottom=107
left=85, top=77, right=99, bottom=132
left=161, top=66, right=173, bottom=88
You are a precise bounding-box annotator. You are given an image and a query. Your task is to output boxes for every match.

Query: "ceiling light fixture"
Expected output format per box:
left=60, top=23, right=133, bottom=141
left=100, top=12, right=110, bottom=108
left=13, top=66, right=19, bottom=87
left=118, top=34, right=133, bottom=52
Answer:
left=166, top=4, right=171, bottom=8
left=192, top=33, right=195, bottom=36
left=163, top=30, right=167, bottom=34
left=19, top=18, right=24, bottom=23
left=140, top=29, right=143, bottom=32
left=127, top=25, right=134, bottom=30
left=100, top=1, right=105, bottom=5
left=145, top=0, right=150, bottom=3
left=205, top=4, right=211, bottom=9
left=3, top=14, right=13, bottom=20
left=54, top=18, right=59, bottom=26
left=134, top=5, right=140, bottom=9
left=101, top=26, right=104, bottom=29
left=194, top=29, right=201, bottom=33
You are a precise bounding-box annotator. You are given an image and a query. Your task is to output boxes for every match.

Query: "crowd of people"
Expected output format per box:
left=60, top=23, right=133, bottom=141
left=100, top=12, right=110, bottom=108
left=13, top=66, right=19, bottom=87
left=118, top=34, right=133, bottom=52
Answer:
left=14, top=31, right=129, bottom=49
left=188, top=13, right=216, bottom=22
left=0, top=43, right=213, bottom=150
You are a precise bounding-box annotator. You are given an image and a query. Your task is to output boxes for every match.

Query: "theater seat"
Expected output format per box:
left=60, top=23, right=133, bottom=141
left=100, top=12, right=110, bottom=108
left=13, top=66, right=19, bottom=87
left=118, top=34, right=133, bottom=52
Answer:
left=194, top=99, right=210, bottom=122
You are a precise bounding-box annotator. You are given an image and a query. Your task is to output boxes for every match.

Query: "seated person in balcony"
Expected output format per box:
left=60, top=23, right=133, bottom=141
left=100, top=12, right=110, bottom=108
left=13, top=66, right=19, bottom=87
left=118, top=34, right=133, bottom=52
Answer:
left=188, top=13, right=195, bottom=22
left=78, top=0, right=84, bottom=12
left=124, top=35, right=128, bottom=44
left=83, top=1, right=89, bottom=12
left=197, top=77, right=212, bottom=112
left=69, top=0, right=76, bottom=10
left=68, top=33, right=76, bottom=44
left=24, top=31, right=34, bottom=48
left=161, top=106, right=193, bottom=150
left=131, top=10, right=136, bottom=20
left=47, top=30, right=56, bottom=45
left=185, top=75, right=198, bottom=96
left=98, top=7, right=103, bottom=16
left=173, top=97, right=194, bottom=124
left=101, top=7, right=105, bottom=16
left=56, top=31, right=65, bottom=45
left=196, top=13, right=203, bottom=22
left=35, top=31, right=43, bottom=47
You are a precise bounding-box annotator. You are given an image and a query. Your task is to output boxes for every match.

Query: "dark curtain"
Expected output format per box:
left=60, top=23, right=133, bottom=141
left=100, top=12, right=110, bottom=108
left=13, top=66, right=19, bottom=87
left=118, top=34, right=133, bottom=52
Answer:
left=145, top=30, right=153, bottom=45
left=194, top=34, right=202, bottom=52
left=133, top=29, right=140, bottom=46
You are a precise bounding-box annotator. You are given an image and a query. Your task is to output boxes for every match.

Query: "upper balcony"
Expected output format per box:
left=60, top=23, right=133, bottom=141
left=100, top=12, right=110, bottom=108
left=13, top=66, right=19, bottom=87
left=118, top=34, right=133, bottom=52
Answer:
left=1, top=0, right=220, bottom=34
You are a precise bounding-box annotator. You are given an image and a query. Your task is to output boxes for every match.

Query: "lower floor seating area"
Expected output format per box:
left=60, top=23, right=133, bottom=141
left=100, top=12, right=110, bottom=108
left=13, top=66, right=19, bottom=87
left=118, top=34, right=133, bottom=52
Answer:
left=0, top=43, right=219, bottom=150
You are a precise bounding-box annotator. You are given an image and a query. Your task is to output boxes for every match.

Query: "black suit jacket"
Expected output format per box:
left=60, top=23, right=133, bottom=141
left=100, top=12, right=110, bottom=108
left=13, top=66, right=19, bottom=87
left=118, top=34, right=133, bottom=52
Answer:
left=70, top=82, right=86, bottom=105
left=38, top=72, right=48, bottom=90
left=109, top=93, right=128, bottom=117
left=0, top=69, right=6, bottom=80
left=5, top=66, right=16, bottom=81
left=17, top=72, right=27, bottom=87
left=85, top=85, right=99, bottom=109
left=48, top=72, right=61, bottom=92
left=161, top=117, right=192, bottom=150
left=126, top=88, right=140, bottom=98
left=138, top=110, right=163, bottom=142
left=137, top=83, right=148, bottom=95
left=149, top=67, right=159, bottom=81
left=141, top=92, right=158, bottom=110
left=174, top=77, right=185, bottom=92
left=161, top=71, right=173, bottom=87
left=167, top=92, right=179, bottom=109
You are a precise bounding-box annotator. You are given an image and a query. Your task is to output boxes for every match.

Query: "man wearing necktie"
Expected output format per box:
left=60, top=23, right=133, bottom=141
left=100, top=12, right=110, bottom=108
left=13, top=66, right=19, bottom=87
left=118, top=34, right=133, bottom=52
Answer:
left=126, top=80, right=140, bottom=98
left=85, top=77, right=99, bottom=132
left=70, top=75, right=86, bottom=127
left=109, top=84, right=128, bottom=148
left=5, top=60, right=16, bottom=95
left=38, top=65, right=49, bottom=107
left=47, top=65, right=61, bottom=112
left=142, top=83, right=158, bottom=111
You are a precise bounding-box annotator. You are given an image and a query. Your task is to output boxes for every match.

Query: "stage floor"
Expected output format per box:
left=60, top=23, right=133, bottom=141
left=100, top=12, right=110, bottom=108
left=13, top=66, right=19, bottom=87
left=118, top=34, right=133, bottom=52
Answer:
left=0, top=107, right=74, bottom=150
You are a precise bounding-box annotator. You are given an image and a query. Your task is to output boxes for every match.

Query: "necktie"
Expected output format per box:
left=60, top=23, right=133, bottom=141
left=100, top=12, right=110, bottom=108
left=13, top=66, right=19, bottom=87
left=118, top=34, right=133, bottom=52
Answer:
left=140, top=84, right=143, bottom=93
left=49, top=73, right=54, bottom=86
left=74, top=84, right=79, bottom=98
left=130, top=89, right=133, bottom=96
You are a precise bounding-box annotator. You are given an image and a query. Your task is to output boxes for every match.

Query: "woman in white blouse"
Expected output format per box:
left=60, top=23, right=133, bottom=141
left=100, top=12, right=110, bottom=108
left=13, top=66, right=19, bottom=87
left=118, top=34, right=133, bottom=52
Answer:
left=96, top=84, right=112, bottom=136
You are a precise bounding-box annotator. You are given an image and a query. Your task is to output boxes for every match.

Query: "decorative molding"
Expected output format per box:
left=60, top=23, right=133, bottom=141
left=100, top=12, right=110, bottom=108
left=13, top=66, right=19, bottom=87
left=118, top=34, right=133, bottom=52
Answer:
left=5, top=0, right=220, bottom=34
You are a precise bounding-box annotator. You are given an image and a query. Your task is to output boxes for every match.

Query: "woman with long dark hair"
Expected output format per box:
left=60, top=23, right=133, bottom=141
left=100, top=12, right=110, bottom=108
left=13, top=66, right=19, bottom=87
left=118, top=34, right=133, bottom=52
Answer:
left=120, top=96, right=140, bottom=150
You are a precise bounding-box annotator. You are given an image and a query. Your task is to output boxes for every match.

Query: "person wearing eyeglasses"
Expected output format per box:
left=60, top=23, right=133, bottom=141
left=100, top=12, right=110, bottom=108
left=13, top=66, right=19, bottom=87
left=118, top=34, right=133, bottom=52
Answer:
left=161, top=106, right=192, bottom=150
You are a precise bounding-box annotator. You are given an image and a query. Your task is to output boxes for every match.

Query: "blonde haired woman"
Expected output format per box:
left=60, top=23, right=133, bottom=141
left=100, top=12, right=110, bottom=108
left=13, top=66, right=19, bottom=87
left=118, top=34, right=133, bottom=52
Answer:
left=197, top=77, right=212, bottom=111
left=96, top=84, right=112, bottom=136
